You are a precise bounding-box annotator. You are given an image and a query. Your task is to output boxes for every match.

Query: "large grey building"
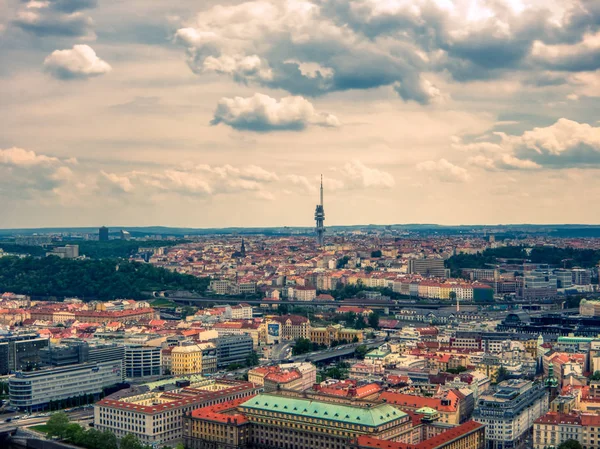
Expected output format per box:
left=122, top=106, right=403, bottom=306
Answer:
left=408, top=258, right=448, bottom=278
left=40, top=341, right=124, bottom=367
left=473, top=380, right=548, bottom=449
left=0, top=334, right=49, bottom=375
left=9, top=360, right=124, bottom=412
left=124, top=345, right=162, bottom=379
left=212, top=334, right=254, bottom=369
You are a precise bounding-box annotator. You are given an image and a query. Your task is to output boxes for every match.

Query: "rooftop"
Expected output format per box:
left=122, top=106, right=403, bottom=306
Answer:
left=240, top=393, right=407, bottom=427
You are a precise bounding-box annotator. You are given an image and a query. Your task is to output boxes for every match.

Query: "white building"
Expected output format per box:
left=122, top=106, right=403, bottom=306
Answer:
left=9, top=360, right=123, bottom=412
left=473, top=380, right=548, bottom=449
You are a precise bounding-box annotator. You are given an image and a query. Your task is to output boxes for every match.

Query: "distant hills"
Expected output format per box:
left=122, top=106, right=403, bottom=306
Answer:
left=2, top=224, right=600, bottom=238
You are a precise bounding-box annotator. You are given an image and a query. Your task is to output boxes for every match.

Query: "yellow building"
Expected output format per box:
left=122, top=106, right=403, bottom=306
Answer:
left=310, top=325, right=364, bottom=346
left=171, top=343, right=217, bottom=375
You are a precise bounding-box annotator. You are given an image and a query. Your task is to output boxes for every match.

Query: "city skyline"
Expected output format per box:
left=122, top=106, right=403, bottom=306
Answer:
left=2, top=0, right=600, bottom=228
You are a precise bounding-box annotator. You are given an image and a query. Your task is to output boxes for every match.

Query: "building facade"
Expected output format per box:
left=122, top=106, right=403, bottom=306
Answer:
left=473, top=380, right=549, bottom=449
left=9, top=360, right=123, bottom=412
left=124, top=345, right=162, bottom=379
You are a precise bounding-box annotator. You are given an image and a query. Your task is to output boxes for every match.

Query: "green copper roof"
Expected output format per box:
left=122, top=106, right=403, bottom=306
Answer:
left=416, top=407, right=439, bottom=416
left=365, top=349, right=390, bottom=359
left=240, top=394, right=406, bottom=427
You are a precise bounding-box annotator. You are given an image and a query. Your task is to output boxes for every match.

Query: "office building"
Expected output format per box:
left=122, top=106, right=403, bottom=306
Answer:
left=171, top=343, right=217, bottom=375
left=9, top=360, right=123, bottom=412
left=0, top=334, right=49, bottom=375
left=554, top=269, right=573, bottom=289
left=99, top=226, right=109, bottom=242
left=46, top=244, right=79, bottom=259
left=95, top=378, right=258, bottom=446
left=40, top=341, right=124, bottom=367
left=408, top=258, right=448, bottom=278
left=213, top=335, right=253, bottom=369
left=572, top=268, right=592, bottom=285
left=534, top=412, right=600, bottom=449
left=124, top=345, right=162, bottom=379
left=517, top=270, right=557, bottom=301
left=473, top=380, right=548, bottom=449
left=184, top=391, right=486, bottom=449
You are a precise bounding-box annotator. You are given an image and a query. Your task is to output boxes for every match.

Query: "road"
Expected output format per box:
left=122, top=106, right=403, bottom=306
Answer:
left=270, top=342, right=293, bottom=361
left=0, top=408, right=94, bottom=433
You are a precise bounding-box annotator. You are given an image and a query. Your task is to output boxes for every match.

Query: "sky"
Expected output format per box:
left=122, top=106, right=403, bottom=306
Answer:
left=1, top=0, right=599, bottom=229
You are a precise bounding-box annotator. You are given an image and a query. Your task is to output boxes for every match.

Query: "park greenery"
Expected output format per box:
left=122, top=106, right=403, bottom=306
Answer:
left=0, top=256, right=210, bottom=299
left=557, top=440, right=583, bottom=449
left=445, top=245, right=600, bottom=277
left=44, top=412, right=184, bottom=449
left=0, top=239, right=188, bottom=259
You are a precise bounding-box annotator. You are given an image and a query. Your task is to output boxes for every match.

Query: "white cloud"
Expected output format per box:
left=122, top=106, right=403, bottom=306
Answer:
left=417, top=158, right=471, bottom=182
left=44, top=45, right=111, bottom=79
left=0, top=147, right=80, bottom=197
left=336, top=160, right=395, bottom=188
left=202, top=54, right=273, bottom=83
left=210, top=93, right=340, bottom=132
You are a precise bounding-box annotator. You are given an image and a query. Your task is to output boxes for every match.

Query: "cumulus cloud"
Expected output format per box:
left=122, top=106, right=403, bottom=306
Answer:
left=336, top=160, right=395, bottom=189
left=99, top=163, right=280, bottom=199
left=210, top=93, right=340, bottom=132
left=0, top=147, right=78, bottom=197
left=457, top=119, right=600, bottom=170
left=44, top=45, right=111, bottom=80
left=174, top=0, right=445, bottom=103
left=174, top=0, right=600, bottom=102
left=417, top=159, right=471, bottom=183
left=13, top=0, right=96, bottom=38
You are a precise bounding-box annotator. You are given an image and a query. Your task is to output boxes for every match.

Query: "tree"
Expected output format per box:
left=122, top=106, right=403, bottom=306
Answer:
left=590, top=371, right=600, bottom=381
left=558, top=440, right=583, bottom=449
left=64, top=423, right=84, bottom=444
left=371, top=250, right=382, bottom=258
left=102, top=431, right=119, bottom=449
left=46, top=412, right=70, bottom=439
left=120, top=434, right=144, bottom=449
left=180, top=306, right=196, bottom=319
left=292, top=338, right=312, bottom=356
left=354, top=345, right=369, bottom=359
left=449, top=291, right=457, bottom=301
left=245, top=351, right=259, bottom=367
left=368, top=312, right=380, bottom=329
left=175, top=444, right=185, bottom=449
left=496, top=366, right=510, bottom=383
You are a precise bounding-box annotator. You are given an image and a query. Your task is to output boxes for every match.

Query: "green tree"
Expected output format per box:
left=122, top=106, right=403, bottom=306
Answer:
left=368, top=312, right=380, bottom=329
left=64, top=423, right=84, bottom=444
left=354, top=345, right=369, bottom=359
left=557, top=440, right=583, bottom=449
left=175, top=444, right=186, bottom=449
left=590, top=371, right=600, bottom=381
left=245, top=351, right=259, bottom=367
left=102, top=431, right=119, bottom=449
left=496, top=366, right=510, bottom=383
left=120, top=433, right=144, bottom=449
left=292, top=338, right=312, bottom=355
left=180, top=306, right=196, bottom=319
left=46, top=412, right=70, bottom=439
left=371, top=250, right=382, bottom=258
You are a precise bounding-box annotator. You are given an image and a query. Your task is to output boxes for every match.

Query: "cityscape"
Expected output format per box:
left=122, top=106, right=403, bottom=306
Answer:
left=2, top=1, right=600, bottom=449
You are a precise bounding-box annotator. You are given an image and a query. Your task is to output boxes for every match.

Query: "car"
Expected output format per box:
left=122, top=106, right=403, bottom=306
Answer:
left=4, top=418, right=12, bottom=423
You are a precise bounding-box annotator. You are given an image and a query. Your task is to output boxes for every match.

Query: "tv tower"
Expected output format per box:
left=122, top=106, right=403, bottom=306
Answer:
left=315, top=175, right=325, bottom=246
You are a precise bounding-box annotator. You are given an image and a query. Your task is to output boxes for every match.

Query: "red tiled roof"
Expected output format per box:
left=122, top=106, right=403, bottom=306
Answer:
left=357, top=421, right=484, bottom=449
left=379, top=392, right=456, bottom=412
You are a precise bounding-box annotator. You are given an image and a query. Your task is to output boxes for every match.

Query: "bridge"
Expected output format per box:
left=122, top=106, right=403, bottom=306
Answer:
left=287, top=339, right=385, bottom=364
left=168, top=296, right=444, bottom=310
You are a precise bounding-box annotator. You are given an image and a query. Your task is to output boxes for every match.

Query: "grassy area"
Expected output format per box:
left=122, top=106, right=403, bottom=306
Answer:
left=29, top=424, right=50, bottom=434
left=150, top=298, right=178, bottom=308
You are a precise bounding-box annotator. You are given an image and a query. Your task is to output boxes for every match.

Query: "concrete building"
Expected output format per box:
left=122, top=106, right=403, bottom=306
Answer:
left=95, top=379, right=258, bottom=446
left=184, top=391, right=486, bottom=449
left=0, top=334, right=49, bottom=375
left=171, top=343, right=217, bottom=375
left=270, top=315, right=311, bottom=341
left=40, top=341, right=124, bottom=367
left=9, top=360, right=123, bottom=412
left=46, top=244, right=79, bottom=259
left=124, top=345, right=162, bottom=379
left=534, top=412, right=600, bottom=449
left=99, top=226, right=109, bottom=241
left=473, top=380, right=548, bottom=449
left=212, top=335, right=253, bottom=369
left=310, top=325, right=364, bottom=346
left=408, top=258, right=448, bottom=278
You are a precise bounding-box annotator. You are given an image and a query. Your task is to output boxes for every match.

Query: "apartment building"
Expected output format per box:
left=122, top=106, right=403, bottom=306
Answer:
left=473, top=380, right=549, bottom=449
left=310, top=325, right=364, bottom=346
left=270, top=315, right=311, bottom=341
left=95, top=379, right=259, bottom=446
left=171, top=343, right=217, bottom=375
